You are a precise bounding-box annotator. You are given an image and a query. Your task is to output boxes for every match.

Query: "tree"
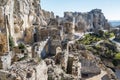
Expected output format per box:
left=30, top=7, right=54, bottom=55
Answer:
left=18, top=43, right=25, bottom=50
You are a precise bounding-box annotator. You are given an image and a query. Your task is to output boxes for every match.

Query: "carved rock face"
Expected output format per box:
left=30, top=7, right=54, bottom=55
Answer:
left=0, top=0, right=8, bottom=6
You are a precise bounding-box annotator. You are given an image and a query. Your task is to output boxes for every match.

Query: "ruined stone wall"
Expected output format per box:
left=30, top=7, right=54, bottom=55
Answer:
left=24, top=27, right=34, bottom=44
left=32, top=37, right=50, bottom=59
left=0, top=60, right=48, bottom=80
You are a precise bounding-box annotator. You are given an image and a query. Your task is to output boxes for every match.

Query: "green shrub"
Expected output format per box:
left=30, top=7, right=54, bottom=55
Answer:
left=78, top=31, right=115, bottom=45
left=79, top=33, right=102, bottom=45
left=18, top=43, right=26, bottom=50
left=104, top=32, right=115, bottom=38
left=112, top=60, right=118, bottom=66
left=9, top=36, right=14, bottom=50
left=98, top=30, right=104, bottom=37
left=48, top=76, right=53, bottom=80
left=115, top=53, right=120, bottom=60
left=109, top=33, right=115, bottom=38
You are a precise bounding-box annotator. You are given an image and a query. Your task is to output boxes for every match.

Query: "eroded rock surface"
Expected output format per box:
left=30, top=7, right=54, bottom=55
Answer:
left=0, top=0, right=54, bottom=51
left=64, top=9, right=110, bottom=32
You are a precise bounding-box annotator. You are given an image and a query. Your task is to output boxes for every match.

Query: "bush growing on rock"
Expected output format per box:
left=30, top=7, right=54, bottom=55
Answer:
left=78, top=31, right=115, bottom=45
left=109, top=33, right=115, bottom=38
left=115, top=53, right=120, bottom=60
left=104, top=32, right=115, bottom=38
left=9, top=36, right=14, bottom=50
left=78, top=33, right=102, bottom=45
left=18, top=43, right=26, bottom=50
left=0, top=33, right=8, bottom=53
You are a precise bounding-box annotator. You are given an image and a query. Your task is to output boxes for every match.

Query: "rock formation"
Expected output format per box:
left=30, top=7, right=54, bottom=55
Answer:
left=0, top=0, right=119, bottom=80
left=0, top=0, right=54, bottom=51
left=64, top=9, right=110, bottom=32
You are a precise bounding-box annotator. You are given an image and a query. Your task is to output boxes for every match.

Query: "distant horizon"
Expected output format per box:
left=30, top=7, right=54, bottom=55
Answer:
left=41, top=0, right=120, bottom=21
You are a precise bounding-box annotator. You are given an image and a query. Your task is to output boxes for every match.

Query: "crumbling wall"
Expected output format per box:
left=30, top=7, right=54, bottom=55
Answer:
left=24, top=27, right=34, bottom=44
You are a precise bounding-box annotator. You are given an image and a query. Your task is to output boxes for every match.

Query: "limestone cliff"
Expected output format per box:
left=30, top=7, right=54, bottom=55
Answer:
left=0, top=0, right=54, bottom=52
left=64, top=9, right=110, bottom=32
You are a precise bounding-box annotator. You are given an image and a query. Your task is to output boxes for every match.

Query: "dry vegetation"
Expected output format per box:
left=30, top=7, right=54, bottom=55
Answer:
left=24, top=27, right=33, bottom=44
left=0, top=33, right=7, bottom=54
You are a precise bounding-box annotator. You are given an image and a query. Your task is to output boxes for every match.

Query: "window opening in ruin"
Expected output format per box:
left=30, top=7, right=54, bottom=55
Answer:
left=34, top=33, right=37, bottom=42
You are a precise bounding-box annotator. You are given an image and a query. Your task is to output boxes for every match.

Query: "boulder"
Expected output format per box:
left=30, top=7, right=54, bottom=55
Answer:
left=80, top=59, right=101, bottom=77
left=107, top=68, right=118, bottom=80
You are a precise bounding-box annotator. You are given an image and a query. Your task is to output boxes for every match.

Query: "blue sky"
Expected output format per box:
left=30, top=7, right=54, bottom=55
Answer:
left=41, top=0, right=120, bottom=20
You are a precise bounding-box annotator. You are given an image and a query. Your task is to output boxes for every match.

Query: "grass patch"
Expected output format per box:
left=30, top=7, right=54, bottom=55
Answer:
left=78, top=31, right=115, bottom=45
left=104, top=32, right=115, bottom=38
left=78, top=33, right=102, bottom=45
left=115, top=53, right=120, bottom=60
left=18, top=43, right=26, bottom=50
